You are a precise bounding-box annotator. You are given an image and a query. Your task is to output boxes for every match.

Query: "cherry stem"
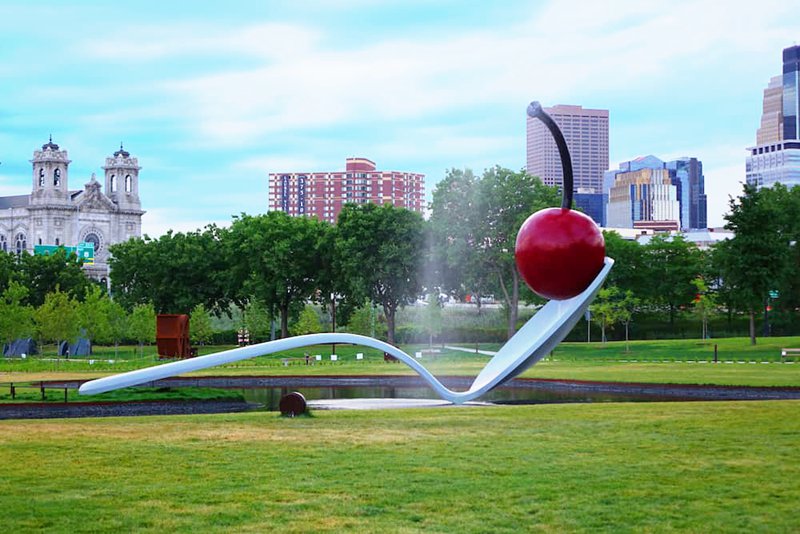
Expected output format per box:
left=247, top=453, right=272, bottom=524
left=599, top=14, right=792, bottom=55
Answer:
left=527, top=102, right=573, bottom=210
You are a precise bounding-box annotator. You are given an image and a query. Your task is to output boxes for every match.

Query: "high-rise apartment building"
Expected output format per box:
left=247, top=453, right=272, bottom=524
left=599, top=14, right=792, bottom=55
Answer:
left=526, top=104, right=609, bottom=193
left=746, top=45, right=800, bottom=188
left=604, top=155, right=707, bottom=230
left=268, top=157, right=425, bottom=223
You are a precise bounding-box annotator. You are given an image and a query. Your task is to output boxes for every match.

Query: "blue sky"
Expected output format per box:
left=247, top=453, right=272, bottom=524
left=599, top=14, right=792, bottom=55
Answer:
left=0, top=0, right=796, bottom=236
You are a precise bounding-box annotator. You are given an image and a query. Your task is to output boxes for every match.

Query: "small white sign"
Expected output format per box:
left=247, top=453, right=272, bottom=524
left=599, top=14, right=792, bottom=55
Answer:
left=415, top=351, right=422, bottom=359
left=315, top=355, right=322, bottom=361
left=356, top=353, right=364, bottom=360
left=331, top=354, right=338, bottom=361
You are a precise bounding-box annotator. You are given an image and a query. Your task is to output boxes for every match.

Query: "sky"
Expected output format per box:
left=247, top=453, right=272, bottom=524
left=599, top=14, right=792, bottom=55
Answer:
left=0, top=0, right=796, bottom=236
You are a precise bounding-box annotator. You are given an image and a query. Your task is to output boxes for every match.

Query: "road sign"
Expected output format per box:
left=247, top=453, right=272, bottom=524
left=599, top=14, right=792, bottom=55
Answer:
left=33, top=242, right=94, bottom=265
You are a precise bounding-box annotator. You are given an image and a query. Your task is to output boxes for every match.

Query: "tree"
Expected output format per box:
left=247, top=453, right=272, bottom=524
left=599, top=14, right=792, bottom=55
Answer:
left=34, top=288, right=81, bottom=350
left=345, top=299, right=387, bottom=339
left=473, top=167, right=560, bottom=338
left=616, top=290, right=640, bottom=352
left=429, top=169, right=488, bottom=308
left=109, top=225, right=234, bottom=315
left=642, top=234, right=702, bottom=326
left=290, top=305, right=322, bottom=336
left=0, top=281, right=34, bottom=346
left=128, top=302, right=156, bottom=356
left=226, top=212, right=327, bottom=338
left=17, top=248, right=92, bottom=307
left=105, top=298, right=129, bottom=357
left=336, top=203, right=426, bottom=345
left=190, top=303, right=214, bottom=346
left=715, top=184, right=793, bottom=344
left=691, top=276, right=717, bottom=341
left=426, top=291, right=443, bottom=349
left=242, top=298, right=270, bottom=342
left=590, top=286, right=621, bottom=344
left=603, top=230, right=646, bottom=295
left=78, top=285, right=111, bottom=344
left=0, top=251, right=20, bottom=295
left=314, top=221, right=354, bottom=332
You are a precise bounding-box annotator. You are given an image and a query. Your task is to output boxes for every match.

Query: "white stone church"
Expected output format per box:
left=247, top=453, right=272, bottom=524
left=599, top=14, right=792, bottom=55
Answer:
left=0, top=138, right=144, bottom=281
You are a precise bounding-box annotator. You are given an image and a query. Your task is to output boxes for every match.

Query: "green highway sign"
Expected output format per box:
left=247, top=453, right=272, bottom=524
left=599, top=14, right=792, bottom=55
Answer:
left=33, top=242, right=95, bottom=265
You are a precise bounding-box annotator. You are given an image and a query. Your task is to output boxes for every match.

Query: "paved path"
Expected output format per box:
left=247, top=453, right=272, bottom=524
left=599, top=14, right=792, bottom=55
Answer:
left=443, top=345, right=497, bottom=356
left=308, top=398, right=491, bottom=410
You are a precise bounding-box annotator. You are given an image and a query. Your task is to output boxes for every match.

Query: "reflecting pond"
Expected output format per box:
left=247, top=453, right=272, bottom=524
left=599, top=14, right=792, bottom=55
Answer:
left=242, top=385, right=677, bottom=411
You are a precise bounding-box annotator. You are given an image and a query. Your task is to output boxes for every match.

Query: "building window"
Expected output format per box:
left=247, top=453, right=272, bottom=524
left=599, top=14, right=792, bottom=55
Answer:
left=55, top=237, right=60, bottom=246
left=54, top=168, right=61, bottom=186
left=0, top=235, right=6, bottom=252
left=125, top=175, right=132, bottom=193
left=15, top=233, right=26, bottom=254
left=83, top=232, right=101, bottom=252
left=110, top=174, right=117, bottom=192
left=38, top=168, right=45, bottom=187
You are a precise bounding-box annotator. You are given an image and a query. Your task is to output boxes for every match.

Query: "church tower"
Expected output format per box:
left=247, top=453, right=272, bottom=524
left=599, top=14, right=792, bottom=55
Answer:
left=30, top=136, right=71, bottom=206
left=103, top=143, right=141, bottom=211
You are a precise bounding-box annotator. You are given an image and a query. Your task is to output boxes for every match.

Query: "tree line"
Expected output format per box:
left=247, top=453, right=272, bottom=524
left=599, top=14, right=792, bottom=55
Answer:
left=2, top=169, right=798, bottom=350
left=108, top=203, right=426, bottom=346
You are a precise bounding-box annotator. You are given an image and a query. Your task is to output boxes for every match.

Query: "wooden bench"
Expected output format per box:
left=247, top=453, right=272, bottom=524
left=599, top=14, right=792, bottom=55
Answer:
left=780, top=349, right=800, bottom=361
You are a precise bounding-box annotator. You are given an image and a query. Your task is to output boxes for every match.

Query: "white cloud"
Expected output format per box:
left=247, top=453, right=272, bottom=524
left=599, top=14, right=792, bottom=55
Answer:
left=232, top=155, right=326, bottom=174
left=118, top=0, right=791, bottom=151
left=141, top=207, right=231, bottom=238
left=79, top=22, right=319, bottom=62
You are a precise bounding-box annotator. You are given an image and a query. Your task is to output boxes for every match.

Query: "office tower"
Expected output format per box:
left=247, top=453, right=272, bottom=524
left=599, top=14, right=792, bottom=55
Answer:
left=526, top=104, right=609, bottom=193
left=268, top=157, right=425, bottom=223
left=573, top=191, right=607, bottom=227
left=666, top=157, right=707, bottom=230
left=604, top=155, right=706, bottom=230
left=757, top=76, right=784, bottom=145
left=746, top=45, right=800, bottom=188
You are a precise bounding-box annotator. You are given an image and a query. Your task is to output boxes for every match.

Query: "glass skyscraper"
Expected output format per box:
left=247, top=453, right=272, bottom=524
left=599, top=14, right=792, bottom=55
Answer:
left=784, top=45, right=799, bottom=141
left=746, top=45, right=800, bottom=189
left=604, top=155, right=707, bottom=230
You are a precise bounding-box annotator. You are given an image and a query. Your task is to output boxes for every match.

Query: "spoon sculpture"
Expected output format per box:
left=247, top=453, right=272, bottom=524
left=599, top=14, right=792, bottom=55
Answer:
left=80, top=102, right=613, bottom=404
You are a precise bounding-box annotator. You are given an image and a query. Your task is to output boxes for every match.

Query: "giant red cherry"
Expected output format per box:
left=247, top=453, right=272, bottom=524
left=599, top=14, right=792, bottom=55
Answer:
left=517, top=101, right=606, bottom=300
left=515, top=207, right=604, bottom=300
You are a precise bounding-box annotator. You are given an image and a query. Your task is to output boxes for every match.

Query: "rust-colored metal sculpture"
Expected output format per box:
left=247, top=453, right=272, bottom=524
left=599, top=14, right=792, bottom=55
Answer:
left=156, top=314, right=192, bottom=359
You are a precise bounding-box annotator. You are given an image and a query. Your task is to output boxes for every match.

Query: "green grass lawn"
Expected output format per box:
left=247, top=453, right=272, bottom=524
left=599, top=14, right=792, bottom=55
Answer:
left=2, top=401, right=799, bottom=532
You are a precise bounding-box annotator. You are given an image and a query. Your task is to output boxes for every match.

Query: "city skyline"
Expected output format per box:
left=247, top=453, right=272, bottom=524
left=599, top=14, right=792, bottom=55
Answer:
left=0, top=1, right=796, bottom=237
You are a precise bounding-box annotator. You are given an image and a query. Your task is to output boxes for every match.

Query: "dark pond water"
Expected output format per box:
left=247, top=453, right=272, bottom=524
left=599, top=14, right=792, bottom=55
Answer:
left=242, top=385, right=672, bottom=411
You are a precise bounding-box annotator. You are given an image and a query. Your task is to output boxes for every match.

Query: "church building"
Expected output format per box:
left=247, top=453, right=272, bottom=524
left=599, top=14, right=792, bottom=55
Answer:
left=0, top=138, right=144, bottom=281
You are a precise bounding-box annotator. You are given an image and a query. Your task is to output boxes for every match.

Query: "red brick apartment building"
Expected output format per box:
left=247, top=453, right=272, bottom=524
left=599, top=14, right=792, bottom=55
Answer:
left=268, top=157, right=425, bottom=223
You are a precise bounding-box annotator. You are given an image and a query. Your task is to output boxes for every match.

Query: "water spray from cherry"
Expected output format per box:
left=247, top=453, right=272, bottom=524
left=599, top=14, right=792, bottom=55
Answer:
left=515, top=102, right=606, bottom=300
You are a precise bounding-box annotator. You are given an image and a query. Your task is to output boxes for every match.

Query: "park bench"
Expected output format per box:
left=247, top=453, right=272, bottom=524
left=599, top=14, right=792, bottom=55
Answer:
left=780, top=348, right=800, bottom=361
